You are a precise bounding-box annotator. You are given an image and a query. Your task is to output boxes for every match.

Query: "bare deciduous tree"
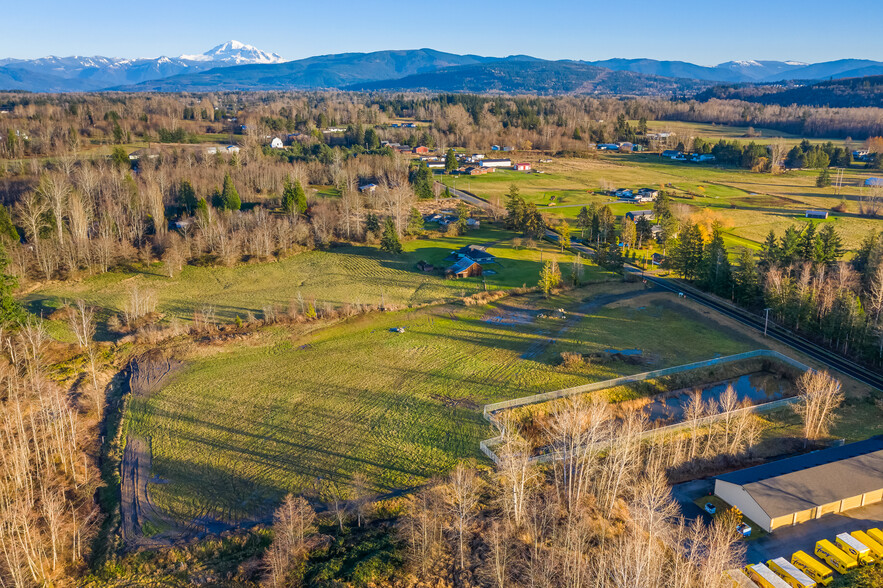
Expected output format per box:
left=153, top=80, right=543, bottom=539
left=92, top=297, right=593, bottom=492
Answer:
left=792, top=370, right=844, bottom=442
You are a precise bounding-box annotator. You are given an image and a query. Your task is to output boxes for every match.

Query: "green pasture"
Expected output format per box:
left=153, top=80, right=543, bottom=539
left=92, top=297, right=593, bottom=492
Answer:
left=23, top=226, right=615, bottom=335
left=125, top=286, right=755, bottom=523
left=441, top=154, right=881, bottom=252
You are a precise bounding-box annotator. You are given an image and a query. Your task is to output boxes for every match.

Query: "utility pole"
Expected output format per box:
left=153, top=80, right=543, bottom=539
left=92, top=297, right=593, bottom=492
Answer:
left=764, top=307, right=771, bottom=336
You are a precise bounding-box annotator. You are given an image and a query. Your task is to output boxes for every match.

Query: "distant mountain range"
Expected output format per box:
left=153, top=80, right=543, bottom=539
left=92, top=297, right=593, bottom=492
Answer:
left=0, top=41, right=286, bottom=92
left=349, top=60, right=711, bottom=95
left=1, top=44, right=883, bottom=97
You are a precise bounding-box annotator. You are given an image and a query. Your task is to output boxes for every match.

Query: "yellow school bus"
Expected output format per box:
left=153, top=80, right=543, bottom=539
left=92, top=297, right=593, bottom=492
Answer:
left=835, top=532, right=875, bottom=565
left=767, top=557, right=816, bottom=588
left=851, top=530, right=883, bottom=560
left=815, top=539, right=858, bottom=574
left=745, top=563, right=792, bottom=588
left=867, top=528, right=883, bottom=546
left=790, top=551, right=833, bottom=586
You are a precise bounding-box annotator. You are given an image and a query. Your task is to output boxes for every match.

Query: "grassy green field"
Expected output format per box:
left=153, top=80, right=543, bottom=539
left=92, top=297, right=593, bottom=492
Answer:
left=25, top=225, right=612, bottom=333
left=640, top=120, right=851, bottom=148
left=442, top=153, right=882, bottom=252
left=125, top=284, right=756, bottom=523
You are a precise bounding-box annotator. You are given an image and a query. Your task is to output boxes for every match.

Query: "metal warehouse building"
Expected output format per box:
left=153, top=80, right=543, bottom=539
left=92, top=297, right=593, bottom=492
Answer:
left=714, top=436, right=883, bottom=533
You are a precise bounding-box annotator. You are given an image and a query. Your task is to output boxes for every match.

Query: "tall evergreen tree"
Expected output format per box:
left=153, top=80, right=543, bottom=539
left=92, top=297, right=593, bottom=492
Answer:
left=220, top=173, right=241, bottom=211
left=760, top=229, right=780, bottom=267
left=444, top=148, right=458, bottom=173
left=406, top=207, right=424, bottom=235
left=282, top=177, right=308, bottom=214
left=733, top=248, right=762, bottom=306
left=672, top=222, right=704, bottom=280
left=178, top=180, right=197, bottom=214
left=816, top=224, right=844, bottom=265
left=365, top=213, right=380, bottom=235
left=700, top=224, right=731, bottom=295
left=380, top=217, right=403, bottom=254
left=779, top=226, right=802, bottom=265
left=0, top=242, right=24, bottom=326
left=0, top=204, right=19, bottom=243
left=800, top=222, right=817, bottom=262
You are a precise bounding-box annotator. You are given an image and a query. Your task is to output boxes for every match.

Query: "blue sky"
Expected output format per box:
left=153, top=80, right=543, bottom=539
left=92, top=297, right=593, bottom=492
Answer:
left=3, top=0, right=882, bottom=64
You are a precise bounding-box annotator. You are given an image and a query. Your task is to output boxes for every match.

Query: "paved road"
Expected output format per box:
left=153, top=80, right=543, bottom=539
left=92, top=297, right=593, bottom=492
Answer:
left=744, top=501, right=883, bottom=564
left=437, top=182, right=497, bottom=211
left=671, top=478, right=714, bottom=522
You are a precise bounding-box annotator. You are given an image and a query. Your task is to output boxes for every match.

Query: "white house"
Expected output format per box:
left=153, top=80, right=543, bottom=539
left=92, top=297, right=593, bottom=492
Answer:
left=480, top=159, right=512, bottom=168
left=270, top=137, right=284, bottom=149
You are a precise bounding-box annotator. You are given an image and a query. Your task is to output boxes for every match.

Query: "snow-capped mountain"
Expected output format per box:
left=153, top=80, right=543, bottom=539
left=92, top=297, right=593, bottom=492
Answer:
left=1, top=44, right=882, bottom=93
left=180, top=40, right=286, bottom=65
left=0, top=41, right=286, bottom=91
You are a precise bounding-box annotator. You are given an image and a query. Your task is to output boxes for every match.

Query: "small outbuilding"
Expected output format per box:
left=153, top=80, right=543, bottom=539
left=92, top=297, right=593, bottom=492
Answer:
left=514, top=162, right=532, bottom=171
left=865, top=177, right=883, bottom=187
left=270, top=137, right=284, bottom=149
left=805, top=210, right=829, bottom=219
left=714, top=436, right=883, bottom=533
left=446, top=257, right=483, bottom=279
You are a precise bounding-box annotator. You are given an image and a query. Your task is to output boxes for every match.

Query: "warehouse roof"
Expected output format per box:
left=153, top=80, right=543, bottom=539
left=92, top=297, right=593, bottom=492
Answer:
left=717, top=436, right=883, bottom=518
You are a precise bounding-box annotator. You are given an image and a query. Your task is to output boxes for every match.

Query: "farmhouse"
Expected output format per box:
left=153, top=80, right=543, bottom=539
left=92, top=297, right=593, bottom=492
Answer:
left=454, top=244, right=495, bottom=264
left=714, top=436, right=883, bottom=533
left=481, top=159, right=512, bottom=168
left=636, top=188, right=659, bottom=202
left=805, top=210, right=829, bottom=219
left=446, top=257, right=482, bottom=279
left=661, top=149, right=682, bottom=158
left=625, top=210, right=654, bottom=222
left=614, top=188, right=634, bottom=199
left=514, top=162, right=532, bottom=171
left=413, top=146, right=430, bottom=154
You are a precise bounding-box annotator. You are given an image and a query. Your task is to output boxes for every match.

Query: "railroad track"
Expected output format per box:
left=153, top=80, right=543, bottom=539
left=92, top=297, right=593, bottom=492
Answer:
left=630, top=268, right=883, bottom=392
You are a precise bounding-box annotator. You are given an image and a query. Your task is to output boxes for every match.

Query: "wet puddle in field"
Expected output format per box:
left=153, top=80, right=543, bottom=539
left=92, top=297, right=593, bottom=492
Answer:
left=643, top=372, right=791, bottom=423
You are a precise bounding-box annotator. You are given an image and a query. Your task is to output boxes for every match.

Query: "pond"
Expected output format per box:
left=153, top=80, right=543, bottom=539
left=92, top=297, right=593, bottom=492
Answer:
left=642, top=372, right=791, bottom=424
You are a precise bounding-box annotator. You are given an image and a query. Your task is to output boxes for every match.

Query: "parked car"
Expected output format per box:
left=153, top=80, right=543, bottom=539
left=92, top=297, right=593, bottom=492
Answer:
left=704, top=503, right=717, bottom=515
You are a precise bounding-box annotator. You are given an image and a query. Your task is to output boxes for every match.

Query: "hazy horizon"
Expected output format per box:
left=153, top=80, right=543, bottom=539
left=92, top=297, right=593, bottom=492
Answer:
left=3, top=0, right=882, bottom=64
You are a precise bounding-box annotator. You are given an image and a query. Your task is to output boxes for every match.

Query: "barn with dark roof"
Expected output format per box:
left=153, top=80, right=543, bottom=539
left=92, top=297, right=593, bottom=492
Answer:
left=714, top=436, right=883, bottom=533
